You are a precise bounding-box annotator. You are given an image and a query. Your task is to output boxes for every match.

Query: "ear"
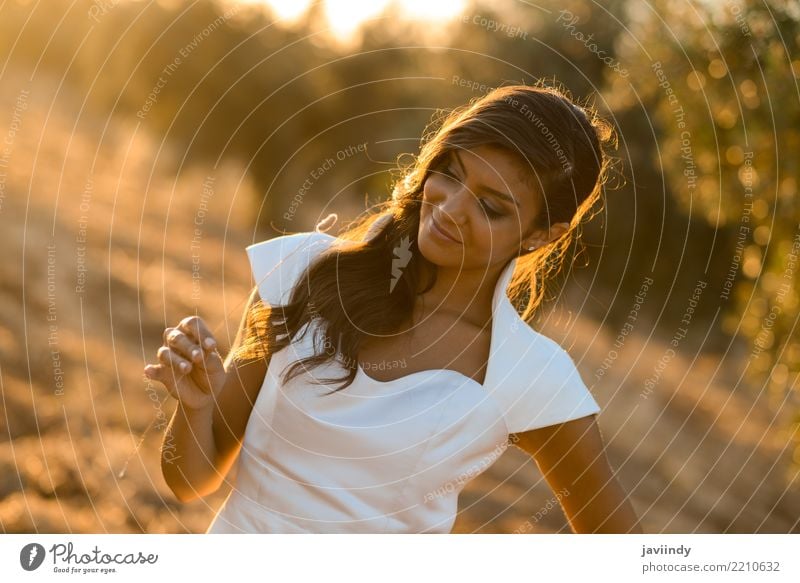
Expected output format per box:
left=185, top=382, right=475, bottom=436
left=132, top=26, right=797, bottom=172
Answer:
left=522, top=222, right=571, bottom=249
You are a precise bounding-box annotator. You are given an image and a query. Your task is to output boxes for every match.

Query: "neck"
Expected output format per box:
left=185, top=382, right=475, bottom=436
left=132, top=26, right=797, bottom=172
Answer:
left=414, top=259, right=510, bottom=328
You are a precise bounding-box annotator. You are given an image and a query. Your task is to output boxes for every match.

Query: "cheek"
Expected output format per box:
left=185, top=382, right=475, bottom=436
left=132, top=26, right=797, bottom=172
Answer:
left=420, top=181, right=433, bottom=217
left=471, top=222, right=512, bottom=263
left=421, top=176, right=441, bottom=203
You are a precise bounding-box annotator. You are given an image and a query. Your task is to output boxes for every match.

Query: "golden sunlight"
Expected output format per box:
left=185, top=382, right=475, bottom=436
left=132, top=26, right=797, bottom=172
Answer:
left=236, top=0, right=467, bottom=39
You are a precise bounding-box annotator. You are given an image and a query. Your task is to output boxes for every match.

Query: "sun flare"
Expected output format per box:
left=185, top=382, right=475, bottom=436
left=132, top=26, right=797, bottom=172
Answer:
left=233, top=0, right=467, bottom=40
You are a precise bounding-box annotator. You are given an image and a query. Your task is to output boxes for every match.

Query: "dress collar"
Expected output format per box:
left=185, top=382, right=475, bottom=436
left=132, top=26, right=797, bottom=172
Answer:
left=483, top=255, right=527, bottom=394
left=491, top=256, right=519, bottom=313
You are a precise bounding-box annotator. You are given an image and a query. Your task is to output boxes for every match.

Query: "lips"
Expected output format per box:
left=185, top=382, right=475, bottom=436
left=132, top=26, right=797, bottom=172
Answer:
left=430, top=213, right=462, bottom=244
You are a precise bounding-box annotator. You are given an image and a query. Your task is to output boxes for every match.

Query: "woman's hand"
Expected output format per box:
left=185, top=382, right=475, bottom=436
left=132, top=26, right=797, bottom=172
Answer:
left=144, top=316, right=226, bottom=412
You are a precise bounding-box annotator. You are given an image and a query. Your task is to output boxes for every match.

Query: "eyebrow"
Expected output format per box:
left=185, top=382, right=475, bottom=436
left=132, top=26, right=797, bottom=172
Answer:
left=451, top=151, right=521, bottom=208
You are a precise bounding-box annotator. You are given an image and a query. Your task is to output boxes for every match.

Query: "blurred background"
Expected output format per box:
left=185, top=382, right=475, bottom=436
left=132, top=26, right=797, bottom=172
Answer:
left=0, top=0, right=798, bottom=533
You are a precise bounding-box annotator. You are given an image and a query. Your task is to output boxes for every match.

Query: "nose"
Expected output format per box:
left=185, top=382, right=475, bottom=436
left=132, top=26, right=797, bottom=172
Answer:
left=433, top=181, right=470, bottom=226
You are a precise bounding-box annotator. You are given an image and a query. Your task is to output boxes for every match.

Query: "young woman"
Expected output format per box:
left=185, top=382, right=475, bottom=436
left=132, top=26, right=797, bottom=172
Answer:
left=144, top=82, right=643, bottom=534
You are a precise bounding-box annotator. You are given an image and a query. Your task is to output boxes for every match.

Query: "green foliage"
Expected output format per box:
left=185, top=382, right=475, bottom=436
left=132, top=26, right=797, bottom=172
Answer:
left=617, top=0, right=800, bottom=472
left=618, top=0, right=800, bottom=386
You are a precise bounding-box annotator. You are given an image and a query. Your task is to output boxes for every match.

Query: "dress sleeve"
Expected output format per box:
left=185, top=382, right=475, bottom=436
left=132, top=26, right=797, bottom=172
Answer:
left=245, top=231, right=337, bottom=307
left=503, top=341, right=601, bottom=434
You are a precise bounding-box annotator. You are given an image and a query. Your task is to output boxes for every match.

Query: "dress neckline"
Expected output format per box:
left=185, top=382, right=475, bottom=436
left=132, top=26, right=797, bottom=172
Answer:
left=355, top=256, right=519, bottom=389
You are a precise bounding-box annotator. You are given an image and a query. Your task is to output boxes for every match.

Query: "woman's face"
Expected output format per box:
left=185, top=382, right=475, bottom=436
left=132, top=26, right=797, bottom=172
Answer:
left=418, top=144, right=542, bottom=271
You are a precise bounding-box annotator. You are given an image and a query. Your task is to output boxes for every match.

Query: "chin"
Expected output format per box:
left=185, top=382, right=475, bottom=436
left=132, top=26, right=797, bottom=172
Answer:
left=417, top=216, right=464, bottom=268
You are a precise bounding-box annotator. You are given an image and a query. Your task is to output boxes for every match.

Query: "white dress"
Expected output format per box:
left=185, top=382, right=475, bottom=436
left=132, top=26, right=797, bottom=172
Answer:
left=206, top=231, right=601, bottom=533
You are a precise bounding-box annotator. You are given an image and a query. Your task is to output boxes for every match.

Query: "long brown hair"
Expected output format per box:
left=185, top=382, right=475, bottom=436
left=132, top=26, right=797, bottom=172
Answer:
left=235, top=81, right=617, bottom=393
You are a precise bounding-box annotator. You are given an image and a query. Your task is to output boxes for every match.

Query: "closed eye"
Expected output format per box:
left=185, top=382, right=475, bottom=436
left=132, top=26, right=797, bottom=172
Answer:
left=479, top=199, right=504, bottom=219
left=439, top=166, right=458, bottom=180
left=439, top=164, right=504, bottom=219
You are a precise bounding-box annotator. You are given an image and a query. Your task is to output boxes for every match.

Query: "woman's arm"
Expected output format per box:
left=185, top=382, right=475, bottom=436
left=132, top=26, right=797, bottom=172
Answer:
left=510, top=414, right=644, bottom=533
left=160, top=286, right=269, bottom=502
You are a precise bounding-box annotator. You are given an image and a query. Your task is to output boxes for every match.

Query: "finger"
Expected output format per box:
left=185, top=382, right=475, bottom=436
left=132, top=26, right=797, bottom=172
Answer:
left=144, top=364, right=177, bottom=396
left=157, top=345, right=192, bottom=374
left=177, top=316, right=216, bottom=351
left=162, top=326, right=176, bottom=345
left=165, top=328, right=203, bottom=363
left=194, top=345, right=224, bottom=374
